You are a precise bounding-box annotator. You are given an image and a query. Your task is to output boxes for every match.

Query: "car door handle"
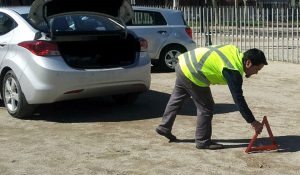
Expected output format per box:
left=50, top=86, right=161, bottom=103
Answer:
left=157, top=31, right=167, bottom=35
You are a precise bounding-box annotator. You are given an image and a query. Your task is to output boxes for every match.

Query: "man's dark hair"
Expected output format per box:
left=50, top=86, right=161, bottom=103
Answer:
left=243, top=48, right=268, bottom=66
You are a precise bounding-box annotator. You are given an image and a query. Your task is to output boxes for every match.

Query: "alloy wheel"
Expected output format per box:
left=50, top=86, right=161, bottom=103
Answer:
left=4, top=77, right=20, bottom=113
left=164, top=49, right=182, bottom=70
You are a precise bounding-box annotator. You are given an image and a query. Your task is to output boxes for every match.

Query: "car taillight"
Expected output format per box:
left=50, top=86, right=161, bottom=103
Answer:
left=18, top=41, right=60, bottom=56
left=139, top=38, right=148, bottom=52
left=185, top=27, right=193, bottom=39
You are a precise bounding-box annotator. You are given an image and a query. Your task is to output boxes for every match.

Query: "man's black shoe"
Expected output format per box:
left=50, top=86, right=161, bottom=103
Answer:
left=155, top=128, right=177, bottom=141
left=196, top=142, right=224, bottom=150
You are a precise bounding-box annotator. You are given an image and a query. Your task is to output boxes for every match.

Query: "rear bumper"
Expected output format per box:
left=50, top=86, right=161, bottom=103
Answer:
left=19, top=54, right=151, bottom=104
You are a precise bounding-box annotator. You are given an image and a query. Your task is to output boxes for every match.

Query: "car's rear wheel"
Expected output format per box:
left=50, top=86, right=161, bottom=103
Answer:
left=158, top=45, right=187, bottom=72
left=112, top=93, right=139, bottom=104
left=2, top=70, right=36, bottom=119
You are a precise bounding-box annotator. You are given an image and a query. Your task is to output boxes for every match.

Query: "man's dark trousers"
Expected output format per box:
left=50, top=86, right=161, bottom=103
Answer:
left=157, top=66, right=215, bottom=146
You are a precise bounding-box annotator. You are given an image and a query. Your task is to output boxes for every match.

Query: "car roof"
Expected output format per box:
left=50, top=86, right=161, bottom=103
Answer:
left=132, top=6, right=181, bottom=14
left=0, top=6, right=30, bottom=14
left=3, top=6, right=181, bottom=15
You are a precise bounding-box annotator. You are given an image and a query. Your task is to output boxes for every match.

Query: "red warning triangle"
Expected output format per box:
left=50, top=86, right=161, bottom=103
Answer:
left=245, top=116, right=279, bottom=153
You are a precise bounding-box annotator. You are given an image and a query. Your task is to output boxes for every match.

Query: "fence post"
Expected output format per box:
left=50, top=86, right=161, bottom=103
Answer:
left=204, top=1, right=212, bottom=46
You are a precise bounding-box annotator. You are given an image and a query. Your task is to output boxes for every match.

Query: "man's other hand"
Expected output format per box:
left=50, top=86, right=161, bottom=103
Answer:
left=251, top=120, right=263, bottom=134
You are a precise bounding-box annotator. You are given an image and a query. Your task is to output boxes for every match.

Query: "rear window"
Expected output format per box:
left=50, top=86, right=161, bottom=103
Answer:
left=126, top=10, right=167, bottom=26
left=181, top=14, right=187, bottom=25
left=22, top=13, right=125, bottom=33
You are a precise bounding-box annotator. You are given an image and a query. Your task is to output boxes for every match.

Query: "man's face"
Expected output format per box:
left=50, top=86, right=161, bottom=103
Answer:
left=244, top=59, right=265, bottom=78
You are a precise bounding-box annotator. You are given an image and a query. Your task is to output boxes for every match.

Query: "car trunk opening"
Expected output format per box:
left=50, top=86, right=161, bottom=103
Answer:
left=56, top=33, right=139, bottom=69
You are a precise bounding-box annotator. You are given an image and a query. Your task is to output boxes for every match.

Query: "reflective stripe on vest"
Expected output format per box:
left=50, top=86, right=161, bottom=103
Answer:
left=182, top=51, right=210, bottom=85
left=183, top=45, right=235, bottom=86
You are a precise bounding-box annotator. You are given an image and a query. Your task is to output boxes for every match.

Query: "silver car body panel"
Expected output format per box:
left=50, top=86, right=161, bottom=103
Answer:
left=18, top=52, right=150, bottom=104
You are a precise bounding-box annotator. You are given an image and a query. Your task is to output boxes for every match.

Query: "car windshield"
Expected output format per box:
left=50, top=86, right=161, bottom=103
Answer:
left=21, top=13, right=125, bottom=33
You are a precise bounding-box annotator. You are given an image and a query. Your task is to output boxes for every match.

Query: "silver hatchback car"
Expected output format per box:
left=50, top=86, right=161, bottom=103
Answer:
left=0, top=0, right=151, bottom=118
left=127, top=6, right=197, bottom=71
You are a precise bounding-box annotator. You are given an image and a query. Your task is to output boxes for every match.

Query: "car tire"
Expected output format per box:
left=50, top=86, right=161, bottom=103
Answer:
left=112, top=93, right=139, bottom=105
left=2, top=70, right=36, bottom=119
left=158, top=45, right=187, bottom=72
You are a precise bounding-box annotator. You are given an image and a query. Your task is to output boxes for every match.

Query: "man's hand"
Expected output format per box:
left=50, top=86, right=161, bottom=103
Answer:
left=251, top=120, right=263, bottom=134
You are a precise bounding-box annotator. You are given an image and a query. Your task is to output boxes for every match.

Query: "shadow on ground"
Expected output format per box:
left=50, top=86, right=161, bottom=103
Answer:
left=24, top=90, right=237, bottom=123
left=150, top=65, right=172, bottom=73
left=173, top=135, right=300, bottom=152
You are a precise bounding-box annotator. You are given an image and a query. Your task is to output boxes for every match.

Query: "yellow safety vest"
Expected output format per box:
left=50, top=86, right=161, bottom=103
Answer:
left=178, top=45, right=244, bottom=87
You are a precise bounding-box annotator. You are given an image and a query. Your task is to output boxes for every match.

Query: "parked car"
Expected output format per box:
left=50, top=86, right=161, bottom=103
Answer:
left=126, top=6, right=197, bottom=71
left=0, top=0, right=151, bottom=118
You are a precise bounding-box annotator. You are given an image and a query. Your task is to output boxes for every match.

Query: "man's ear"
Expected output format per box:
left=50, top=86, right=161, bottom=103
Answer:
left=245, top=59, right=252, bottom=68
